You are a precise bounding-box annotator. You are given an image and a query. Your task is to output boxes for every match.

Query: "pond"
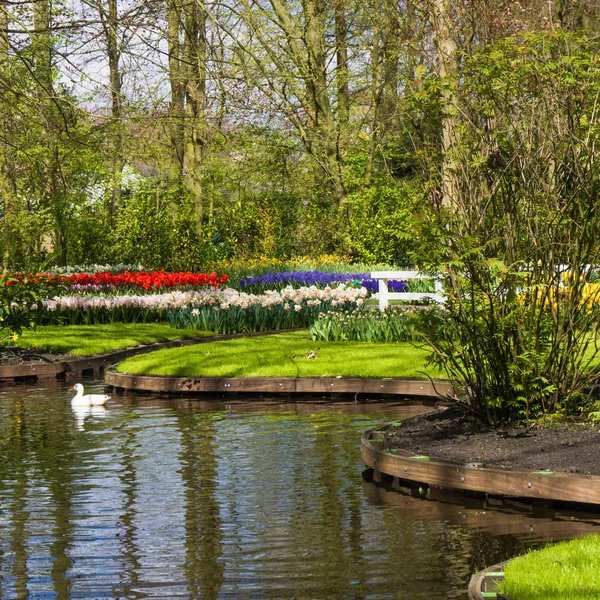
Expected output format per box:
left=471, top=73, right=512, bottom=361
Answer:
left=1, top=379, right=599, bottom=599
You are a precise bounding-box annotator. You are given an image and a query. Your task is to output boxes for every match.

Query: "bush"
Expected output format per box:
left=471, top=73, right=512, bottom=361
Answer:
left=420, top=32, right=600, bottom=423
left=0, top=274, right=57, bottom=341
left=344, top=182, right=426, bottom=266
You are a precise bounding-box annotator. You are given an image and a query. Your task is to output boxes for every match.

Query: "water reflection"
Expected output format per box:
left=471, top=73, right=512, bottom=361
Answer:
left=363, top=476, right=600, bottom=542
left=0, top=381, right=598, bottom=599
left=72, top=405, right=108, bottom=431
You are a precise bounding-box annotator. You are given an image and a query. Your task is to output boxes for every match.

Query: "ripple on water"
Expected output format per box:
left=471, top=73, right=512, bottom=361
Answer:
left=0, top=383, right=593, bottom=599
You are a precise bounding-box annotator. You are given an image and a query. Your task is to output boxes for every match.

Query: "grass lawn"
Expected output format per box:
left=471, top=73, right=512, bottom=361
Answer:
left=500, top=534, right=600, bottom=599
left=13, top=323, right=212, bottom=356
left=115, top=330, right=440, bottom=379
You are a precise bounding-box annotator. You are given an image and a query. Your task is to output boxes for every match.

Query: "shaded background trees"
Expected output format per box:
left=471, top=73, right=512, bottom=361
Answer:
left=0, top=0, right=599, bottom=270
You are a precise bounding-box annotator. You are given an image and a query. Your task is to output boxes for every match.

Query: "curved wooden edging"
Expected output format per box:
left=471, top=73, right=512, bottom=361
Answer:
left=105, top=369, right=453, bottom=398
left=0, top=330, right=298, bottom=383
left=467, top=561, right=509, bottom=600
left=361, top=418, right=600, bottom=505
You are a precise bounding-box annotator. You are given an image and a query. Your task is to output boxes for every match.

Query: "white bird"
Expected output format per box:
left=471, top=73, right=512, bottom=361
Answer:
left=69, top=383, right=111, bottom=406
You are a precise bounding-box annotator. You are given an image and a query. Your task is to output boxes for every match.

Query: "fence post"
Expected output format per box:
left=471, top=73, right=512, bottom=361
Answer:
left=378, top=278, right=389, bottom=311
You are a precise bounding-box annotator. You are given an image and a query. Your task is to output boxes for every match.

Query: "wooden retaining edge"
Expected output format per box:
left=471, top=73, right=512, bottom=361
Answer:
left=361, top=419, right=600, bottom=505
left=467, top=561, right=509, bottom=600
left=104, top=369, right=454, bottom=398
left=0, top=330, right=296, bottom=382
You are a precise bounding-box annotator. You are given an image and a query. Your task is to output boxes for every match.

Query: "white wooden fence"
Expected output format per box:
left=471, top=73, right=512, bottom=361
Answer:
left=370, top=271, right=445, bottom=311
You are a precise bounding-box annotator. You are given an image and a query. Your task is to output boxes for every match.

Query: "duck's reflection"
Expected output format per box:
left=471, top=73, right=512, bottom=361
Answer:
left=72, top=405, right=107, bottom=431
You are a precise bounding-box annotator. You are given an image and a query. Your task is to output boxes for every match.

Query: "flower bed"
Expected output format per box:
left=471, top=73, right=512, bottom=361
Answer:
left=239, top=270, right=409, bottom=294
left=168, top=284, right=368, bottom=333
left=37, top=284, right=369, bottom=330
left=8, top=270, right=228, bottom=291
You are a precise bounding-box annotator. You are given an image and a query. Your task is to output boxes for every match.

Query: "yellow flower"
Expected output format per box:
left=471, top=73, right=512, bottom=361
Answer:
left=10, top=332, right=19, bottom=342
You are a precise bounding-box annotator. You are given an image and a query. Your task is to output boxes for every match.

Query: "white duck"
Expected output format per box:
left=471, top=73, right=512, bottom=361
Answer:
left=70, top=383, right=111, bottom=406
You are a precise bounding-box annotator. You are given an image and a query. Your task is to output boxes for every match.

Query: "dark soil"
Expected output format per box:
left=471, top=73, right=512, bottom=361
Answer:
left=385, top=403, right=600, bottom=476
left=0, top=346, right=75, bottom=366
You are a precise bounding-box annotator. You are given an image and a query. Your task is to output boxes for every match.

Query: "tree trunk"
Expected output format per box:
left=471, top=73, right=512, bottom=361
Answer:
left=365, top=16, right=383, bottom=187
left=0, top=1, right=17, bottom=269
left=33, top=0, right=62, bottom=260
left=303, top=0, right=344, bottom=204
left=333, top=0, right=349, bottom=127
left=182, top=0, right=207, bottom=230
left=167, top=0, right=185, bottom=187
left=430, top=0, right=460, bottom=209
left=380, top=0, right=401, bottom=135
left=101, top=0, right=124, bottom=215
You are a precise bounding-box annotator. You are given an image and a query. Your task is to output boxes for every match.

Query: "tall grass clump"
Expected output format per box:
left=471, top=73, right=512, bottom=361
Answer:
left=310, top=307, right=431, bottom=343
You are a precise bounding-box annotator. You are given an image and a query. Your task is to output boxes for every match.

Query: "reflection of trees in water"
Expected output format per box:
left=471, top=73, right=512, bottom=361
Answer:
left=7, top=401, right=29, bottom=599
left=310, top=416, right=366, bottom=596
left=176, top=410, right=224, bottom=599
left=115, top=411, right=143, bottom=598
left=7, top=392, right=600, bottom=599
left=0, top=395, right=77, bottom=599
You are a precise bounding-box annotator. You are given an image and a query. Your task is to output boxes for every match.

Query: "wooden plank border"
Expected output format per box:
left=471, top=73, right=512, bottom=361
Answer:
left=104, top=369, right=454, bottom=399
left=362, top=419, right=600, bottom=505
left=467, top=561, right=509, bottom=600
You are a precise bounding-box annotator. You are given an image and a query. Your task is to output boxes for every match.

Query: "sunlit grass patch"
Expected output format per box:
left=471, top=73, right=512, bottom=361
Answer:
left=500, top=534, right=600, bottom=599
left=115, top=330, right=439, bottom=379
left=13, top=323, right=211, bottom=356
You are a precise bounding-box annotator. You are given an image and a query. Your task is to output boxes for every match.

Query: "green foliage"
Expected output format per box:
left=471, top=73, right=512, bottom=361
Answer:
left=168, top=296, right=351, bottom=335
left=416, top=31, right=600, bottom=423
left=110, top=184, right=174, bottom=270
left=344, top=182, right=425, bottom=266
left=0, top=274, right=56, bottom=341
left=419, top=261, right=560, bottom=423
left=310, top=307, right=427, bottom=343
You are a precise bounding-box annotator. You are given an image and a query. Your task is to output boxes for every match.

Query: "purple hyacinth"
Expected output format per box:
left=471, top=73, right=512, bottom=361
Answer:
left=239, top=270, right=408, bottom=293
left=240, top=271, right=367, bottom=289
left=360, top=279, right=408, bottom=293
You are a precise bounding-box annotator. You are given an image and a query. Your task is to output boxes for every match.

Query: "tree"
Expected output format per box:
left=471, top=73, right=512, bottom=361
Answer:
left=421, top=32, right=600, bottom=423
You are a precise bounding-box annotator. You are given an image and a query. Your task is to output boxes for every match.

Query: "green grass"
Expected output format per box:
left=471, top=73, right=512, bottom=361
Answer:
left=499, top=534, right=600, bottom=599
left=13, top=323, right=212, bottom=356
left=115, top=330, right=440, bottom=378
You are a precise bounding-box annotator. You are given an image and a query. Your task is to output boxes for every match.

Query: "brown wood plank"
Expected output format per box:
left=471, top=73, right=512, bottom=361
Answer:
left=105, top=370, right=453, bottom=399
left=468, top=561, right=508, bottom=600
left=0, top=362, right=65, bottom=379
left=362, top=431, right=600, bottom=504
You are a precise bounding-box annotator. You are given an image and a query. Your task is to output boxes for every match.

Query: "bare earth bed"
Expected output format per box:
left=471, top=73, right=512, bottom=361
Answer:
left=0, top=347, right=75, bottom=366
left=385, top=404, right=600, bottom=476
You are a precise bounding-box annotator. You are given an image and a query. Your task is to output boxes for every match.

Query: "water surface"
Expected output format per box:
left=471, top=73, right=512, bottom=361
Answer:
left=1, top=380, right=599, bottom=599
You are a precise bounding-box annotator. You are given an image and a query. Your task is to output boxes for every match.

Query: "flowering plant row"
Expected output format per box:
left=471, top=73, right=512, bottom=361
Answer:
left=239, top=270, right=409, bottom=294
left=168, top=285, right=368, bottom=333
left=37, top=285, right=368, bottom=330
left=8, top=270, right=228, bottom=291
left=40, top=293, right=173, bottom=325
